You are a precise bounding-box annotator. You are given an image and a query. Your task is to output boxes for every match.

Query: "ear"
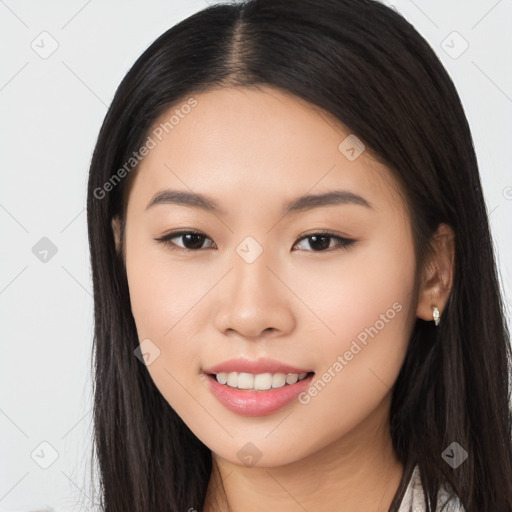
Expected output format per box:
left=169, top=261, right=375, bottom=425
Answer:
left=111, top=216, right=122, bottom=255
left=416, top=223, right=455, bottom=322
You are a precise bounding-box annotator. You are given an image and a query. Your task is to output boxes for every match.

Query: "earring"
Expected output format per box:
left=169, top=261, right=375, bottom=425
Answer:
left=432, top=306, right=440, bottom=326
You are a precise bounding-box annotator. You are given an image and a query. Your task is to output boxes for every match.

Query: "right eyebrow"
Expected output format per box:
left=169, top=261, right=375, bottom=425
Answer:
left=145, top=189, right=227, bottom=215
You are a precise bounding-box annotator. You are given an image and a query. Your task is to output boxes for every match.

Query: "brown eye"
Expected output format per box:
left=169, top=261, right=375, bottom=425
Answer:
left=293, top=232, right=356, bottom=252
left=155, top=230, right=356, bottom=253
left=155, top=231, right=216, bottom=251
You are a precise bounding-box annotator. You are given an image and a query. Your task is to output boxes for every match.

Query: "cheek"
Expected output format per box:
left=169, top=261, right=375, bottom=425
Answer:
left=295, top=232, right=416, bottom=413
left=126, top=233, right=209, bottom=340
left=292, top=234, right=414, bottom=399
left=125, top=228, right=242, bottom=409
left=125, top=244, right=211, bottom=420
left=294, top=235, right=415, bottom=346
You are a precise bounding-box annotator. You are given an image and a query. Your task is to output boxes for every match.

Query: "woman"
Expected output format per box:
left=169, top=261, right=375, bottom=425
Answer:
left=86, top=0, right=512, bottom=510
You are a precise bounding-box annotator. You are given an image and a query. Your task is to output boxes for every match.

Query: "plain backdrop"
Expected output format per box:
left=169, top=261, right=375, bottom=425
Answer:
left=0, top=0, right=511, bottom=510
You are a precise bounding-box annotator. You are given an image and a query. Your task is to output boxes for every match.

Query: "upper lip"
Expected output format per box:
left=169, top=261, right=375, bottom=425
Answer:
left=203, top=357, right=314, bottom=375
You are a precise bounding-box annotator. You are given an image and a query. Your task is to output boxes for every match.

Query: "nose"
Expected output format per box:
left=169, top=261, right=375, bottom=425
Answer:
left=213, top=247, right=296, bottom=340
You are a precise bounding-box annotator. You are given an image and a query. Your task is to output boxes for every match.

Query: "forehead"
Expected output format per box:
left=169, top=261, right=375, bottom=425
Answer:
left=125, top=85, right=405, bottom=217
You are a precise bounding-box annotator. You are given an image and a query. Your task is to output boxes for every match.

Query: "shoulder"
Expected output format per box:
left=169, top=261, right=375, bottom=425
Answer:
left=398, top=465, right=465, bottom=512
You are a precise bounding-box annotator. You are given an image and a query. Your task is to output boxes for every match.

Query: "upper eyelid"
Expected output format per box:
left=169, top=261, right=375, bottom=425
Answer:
left=157, top=229, right=348, bottom=241
left=156, top=230, right=355, bottom=250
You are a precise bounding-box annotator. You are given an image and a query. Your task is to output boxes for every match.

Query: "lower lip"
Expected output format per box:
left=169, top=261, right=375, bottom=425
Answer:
left=205, top=373, right=314, bottom=417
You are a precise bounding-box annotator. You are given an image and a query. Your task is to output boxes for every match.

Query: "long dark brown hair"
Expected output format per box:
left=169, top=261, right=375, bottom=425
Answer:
left=86, top=0, right=512, bottom=510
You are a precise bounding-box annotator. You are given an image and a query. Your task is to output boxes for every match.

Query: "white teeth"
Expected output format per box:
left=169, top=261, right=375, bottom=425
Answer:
left=215, top=371, right=310, bottom=390
left=216, top=372, right=228, bottom=385
left=285, top=374, right=298, bottom=385
left=237, top=372, right=254, bottom=389
left=272, top=373, right=286, bottom=388
left=254, top=373, right=273, bottom=390
left=227, top=372, right=238, bottom=387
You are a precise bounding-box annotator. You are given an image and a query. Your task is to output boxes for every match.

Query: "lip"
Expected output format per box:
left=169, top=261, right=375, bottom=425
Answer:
left=203, top=357, right=313, bottom=375
left=202, top=358, right=315, bottom=417
left=205, top=372, right=314, bottom=417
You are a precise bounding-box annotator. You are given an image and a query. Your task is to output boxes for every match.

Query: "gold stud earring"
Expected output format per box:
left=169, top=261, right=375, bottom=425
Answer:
left=432, top=306, right=440, bottom=326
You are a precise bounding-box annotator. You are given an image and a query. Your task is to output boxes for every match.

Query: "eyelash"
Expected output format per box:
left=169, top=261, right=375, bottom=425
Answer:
left=154, top=230, right=356, bottom=253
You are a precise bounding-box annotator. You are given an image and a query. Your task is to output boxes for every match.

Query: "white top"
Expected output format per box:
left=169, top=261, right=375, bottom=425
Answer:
left=398, top=465, right=466, bottom=511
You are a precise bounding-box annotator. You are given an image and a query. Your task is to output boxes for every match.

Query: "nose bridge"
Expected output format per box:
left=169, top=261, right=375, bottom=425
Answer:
left=231, top=234, right=277, bottom=302
left=214, top=234, right=295, bottom=337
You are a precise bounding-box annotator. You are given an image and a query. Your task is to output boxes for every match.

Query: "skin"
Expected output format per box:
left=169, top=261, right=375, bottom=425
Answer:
left=112, top=85, right=455, bottom=512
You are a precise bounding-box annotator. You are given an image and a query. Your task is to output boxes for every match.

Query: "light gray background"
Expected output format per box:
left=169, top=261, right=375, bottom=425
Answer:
left=1, top=0, right=511, bottom=510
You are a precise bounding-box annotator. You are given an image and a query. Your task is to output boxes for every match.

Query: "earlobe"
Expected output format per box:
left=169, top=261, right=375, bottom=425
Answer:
left=416, top=223, right=455, bottom=324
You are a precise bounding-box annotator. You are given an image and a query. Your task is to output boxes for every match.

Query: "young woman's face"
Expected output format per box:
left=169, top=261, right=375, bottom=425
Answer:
left=119, top=86, right=419, bottom=467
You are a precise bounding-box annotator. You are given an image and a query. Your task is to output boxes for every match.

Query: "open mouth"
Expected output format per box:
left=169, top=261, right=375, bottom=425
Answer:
left=207, top=371, right=315, bottom=391
left=204, top=369, right=316, bottom=416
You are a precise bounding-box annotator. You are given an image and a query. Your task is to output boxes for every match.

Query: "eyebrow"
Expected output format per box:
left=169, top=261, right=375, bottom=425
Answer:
left=283, top=190, right=372, bottom=214
left=145, top=189, right=373, bottom=216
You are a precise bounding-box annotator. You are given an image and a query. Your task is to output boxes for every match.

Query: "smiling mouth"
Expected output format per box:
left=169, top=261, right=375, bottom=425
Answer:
left=207, top=371, right=315, bottom=391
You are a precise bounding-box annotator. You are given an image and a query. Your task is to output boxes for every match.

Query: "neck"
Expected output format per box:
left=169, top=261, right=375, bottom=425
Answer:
left=203, top=394, right=404, bottom=512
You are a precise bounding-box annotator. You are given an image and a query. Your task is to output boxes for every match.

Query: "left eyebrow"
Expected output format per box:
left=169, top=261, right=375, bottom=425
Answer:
left=281, top=190, right=373, bottom=216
